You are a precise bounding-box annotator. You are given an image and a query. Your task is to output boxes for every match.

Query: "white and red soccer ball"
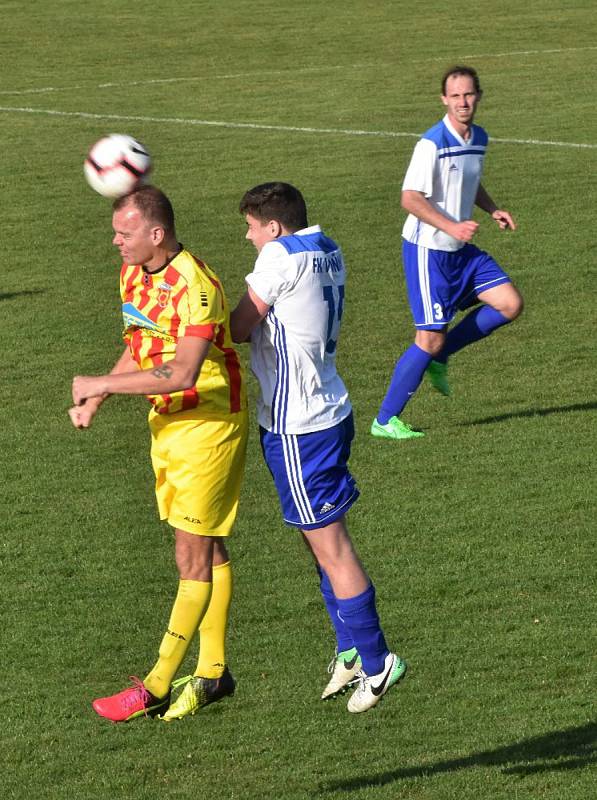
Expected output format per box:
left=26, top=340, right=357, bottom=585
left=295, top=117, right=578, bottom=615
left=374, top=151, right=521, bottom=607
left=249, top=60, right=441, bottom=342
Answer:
left=84, top=134, right=152, bottom=198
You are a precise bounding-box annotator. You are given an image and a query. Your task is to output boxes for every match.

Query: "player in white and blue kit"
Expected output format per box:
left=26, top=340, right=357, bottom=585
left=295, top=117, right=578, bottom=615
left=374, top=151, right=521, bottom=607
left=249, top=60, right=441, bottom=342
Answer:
left=372, top=65, right=524, bottom=440
left=231, top=182, right=407, bottom=712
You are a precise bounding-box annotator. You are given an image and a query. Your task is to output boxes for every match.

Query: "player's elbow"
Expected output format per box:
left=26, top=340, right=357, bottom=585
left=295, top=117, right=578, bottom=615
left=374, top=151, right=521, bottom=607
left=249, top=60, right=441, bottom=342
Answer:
left=401, top=190, right=420, bottom=214
left=184, top=371, right=200, bottom=390
left=231, top=330, right=250, bottom=344
left=176, top=364, right=200, bottom=390
left=230, top=317, right=248, bottom=344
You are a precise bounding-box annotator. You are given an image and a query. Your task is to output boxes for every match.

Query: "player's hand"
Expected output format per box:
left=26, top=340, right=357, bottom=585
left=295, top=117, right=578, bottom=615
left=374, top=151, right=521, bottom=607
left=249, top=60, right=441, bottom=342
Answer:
left=451, top=220, right=479, bottom=242
left=68, top=404, right=97, bottom=429
left=491, top=210, right=516, bottom=231
left=72, top=375, right=107, bottom=405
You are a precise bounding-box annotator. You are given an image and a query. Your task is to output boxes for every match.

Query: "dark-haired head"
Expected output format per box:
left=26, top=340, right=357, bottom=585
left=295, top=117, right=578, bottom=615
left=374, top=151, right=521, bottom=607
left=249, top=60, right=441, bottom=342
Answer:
left=441, top=65, right=482, bottom=96
left=239, top=182, right=308, bottom=232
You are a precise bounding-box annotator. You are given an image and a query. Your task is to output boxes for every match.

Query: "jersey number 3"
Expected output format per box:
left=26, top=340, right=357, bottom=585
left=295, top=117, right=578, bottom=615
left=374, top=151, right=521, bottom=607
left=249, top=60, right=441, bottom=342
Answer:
left=323, top=285, right=345, bottom=354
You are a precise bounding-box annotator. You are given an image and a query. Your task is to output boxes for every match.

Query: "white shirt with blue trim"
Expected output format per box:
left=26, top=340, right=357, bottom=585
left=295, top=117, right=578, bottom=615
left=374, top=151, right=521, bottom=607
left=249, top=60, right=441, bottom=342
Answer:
left=245, top=224, right=352, bottom=434
left=402, top=114, right=488, bottom=252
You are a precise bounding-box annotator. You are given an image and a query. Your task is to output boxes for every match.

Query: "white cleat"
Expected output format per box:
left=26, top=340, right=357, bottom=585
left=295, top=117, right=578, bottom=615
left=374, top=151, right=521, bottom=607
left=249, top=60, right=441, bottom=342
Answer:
left=321, top=647, right=362, bottom=700
left=347, top=652, right=407, bottom=713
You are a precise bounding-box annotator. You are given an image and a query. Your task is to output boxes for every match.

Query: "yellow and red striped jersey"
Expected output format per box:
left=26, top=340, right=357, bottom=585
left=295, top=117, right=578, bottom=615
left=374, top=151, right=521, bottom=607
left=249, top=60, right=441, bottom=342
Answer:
left=120, top=248, right=246, bottom=417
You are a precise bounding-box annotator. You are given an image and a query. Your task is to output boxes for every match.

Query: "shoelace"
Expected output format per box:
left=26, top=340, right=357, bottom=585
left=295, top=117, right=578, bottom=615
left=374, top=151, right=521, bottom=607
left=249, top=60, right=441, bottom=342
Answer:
left=123, top=676, right=152, bottom=715
left=327, top=649, right=339, bottom=674
left=354, top=670, right=368, bottom=692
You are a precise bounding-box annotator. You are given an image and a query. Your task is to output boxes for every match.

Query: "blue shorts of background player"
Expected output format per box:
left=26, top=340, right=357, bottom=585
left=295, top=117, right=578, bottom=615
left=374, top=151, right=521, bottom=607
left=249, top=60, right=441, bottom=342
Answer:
left=260, top=413, right=359, bottom=530
left=373, top=239, right=524, bottom=439
left=403, top=240, right=511, bottom=330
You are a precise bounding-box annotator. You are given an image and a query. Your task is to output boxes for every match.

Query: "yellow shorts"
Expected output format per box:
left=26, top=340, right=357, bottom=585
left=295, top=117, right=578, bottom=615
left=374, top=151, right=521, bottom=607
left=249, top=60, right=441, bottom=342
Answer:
left=149, top=408, right=248, bottom=537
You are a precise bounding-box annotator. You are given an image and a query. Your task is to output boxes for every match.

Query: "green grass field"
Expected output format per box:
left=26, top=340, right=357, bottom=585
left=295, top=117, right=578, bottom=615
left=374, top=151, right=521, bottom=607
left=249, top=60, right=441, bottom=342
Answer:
left=1, top=1, right=596, bottom=798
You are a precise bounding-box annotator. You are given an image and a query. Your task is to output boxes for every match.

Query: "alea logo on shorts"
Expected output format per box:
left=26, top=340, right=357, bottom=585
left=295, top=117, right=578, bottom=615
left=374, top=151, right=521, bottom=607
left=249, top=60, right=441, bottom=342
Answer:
left=184, top=515, right=202, bottom=525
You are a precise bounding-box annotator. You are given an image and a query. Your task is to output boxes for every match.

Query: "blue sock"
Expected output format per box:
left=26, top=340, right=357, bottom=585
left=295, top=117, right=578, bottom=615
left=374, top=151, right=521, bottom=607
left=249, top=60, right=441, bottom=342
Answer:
left=377, top=344, right=432, bottom=424
left=317, top=568, right=354, bottom=653
left=336, top=584, right=389, bottom=677
left=436, top=306, right=510, bottom=363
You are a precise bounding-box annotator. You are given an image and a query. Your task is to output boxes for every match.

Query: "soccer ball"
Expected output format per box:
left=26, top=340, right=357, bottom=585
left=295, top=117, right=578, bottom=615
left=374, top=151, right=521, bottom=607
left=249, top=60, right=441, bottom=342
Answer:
left=84, top=134, right=152, bottom=198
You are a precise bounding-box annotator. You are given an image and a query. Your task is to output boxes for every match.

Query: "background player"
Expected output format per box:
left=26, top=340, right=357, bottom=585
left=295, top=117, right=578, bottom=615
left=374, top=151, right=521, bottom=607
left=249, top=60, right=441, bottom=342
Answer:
left=230, top=182, right=407, bottom=713
left=372, top=65, right=524, bottom=440
left=69, top=185, right=248, bottom=722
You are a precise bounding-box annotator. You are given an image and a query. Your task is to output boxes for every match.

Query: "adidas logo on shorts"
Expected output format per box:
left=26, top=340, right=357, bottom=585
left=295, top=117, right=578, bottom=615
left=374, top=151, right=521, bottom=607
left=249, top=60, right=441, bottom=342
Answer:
left=320, top=502, right=335, bottom=514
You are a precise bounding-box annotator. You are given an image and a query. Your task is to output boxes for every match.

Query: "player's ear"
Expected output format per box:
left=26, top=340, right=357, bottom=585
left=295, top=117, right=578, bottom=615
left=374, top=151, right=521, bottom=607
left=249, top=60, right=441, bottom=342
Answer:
left=440, top=93, right=448, bottom=107
left=151, top=226, right=165, bottom=245
left=269, top=219, right=283, bottom=239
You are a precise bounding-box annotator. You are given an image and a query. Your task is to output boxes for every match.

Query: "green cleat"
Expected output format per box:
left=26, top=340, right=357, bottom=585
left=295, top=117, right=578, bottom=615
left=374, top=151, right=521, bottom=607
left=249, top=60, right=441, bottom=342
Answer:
left=160, top=668, right=235, bottom=721
left=427, top=360, right=451, bottom=396
left=370, top=416, right=424, bottom=440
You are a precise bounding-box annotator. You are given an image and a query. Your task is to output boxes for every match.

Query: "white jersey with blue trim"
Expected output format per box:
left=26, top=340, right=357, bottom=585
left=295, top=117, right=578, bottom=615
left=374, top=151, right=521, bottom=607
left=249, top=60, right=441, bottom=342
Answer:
left=245, top=224, right=352, bottom=435
left=402, top=114, right=489, bottom=252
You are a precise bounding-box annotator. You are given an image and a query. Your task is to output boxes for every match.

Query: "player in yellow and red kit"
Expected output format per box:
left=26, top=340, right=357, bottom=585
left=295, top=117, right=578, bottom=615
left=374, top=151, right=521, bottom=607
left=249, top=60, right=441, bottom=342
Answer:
left=69, top=185, right=248, bottom=722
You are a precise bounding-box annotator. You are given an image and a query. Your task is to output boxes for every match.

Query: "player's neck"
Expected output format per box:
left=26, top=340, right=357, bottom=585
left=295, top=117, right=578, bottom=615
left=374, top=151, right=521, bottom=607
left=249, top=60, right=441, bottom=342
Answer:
left=447, top=114, right=473, bottom=141
left=143, top=241, right=182, bottom=273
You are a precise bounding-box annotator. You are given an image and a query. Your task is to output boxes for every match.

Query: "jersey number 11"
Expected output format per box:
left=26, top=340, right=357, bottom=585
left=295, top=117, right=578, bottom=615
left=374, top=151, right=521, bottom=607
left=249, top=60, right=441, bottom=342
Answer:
left=323, top=284, right=345, bottom=354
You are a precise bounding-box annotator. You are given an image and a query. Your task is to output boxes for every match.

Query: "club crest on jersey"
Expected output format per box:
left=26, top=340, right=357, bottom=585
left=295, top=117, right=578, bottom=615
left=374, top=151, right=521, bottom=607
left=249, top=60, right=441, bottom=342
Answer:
left=157, top=281, right=173, bottom=308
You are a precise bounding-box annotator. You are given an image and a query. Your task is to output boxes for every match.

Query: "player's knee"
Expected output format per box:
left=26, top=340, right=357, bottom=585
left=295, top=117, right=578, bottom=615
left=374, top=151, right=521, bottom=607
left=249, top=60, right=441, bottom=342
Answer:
left=415, top=330, right=445, bottom=357
left=502, top=290, right=524, bottom=321
left=175, top=530, right=214, bottom=580
left=510, top=292, right=524, bottom=319
left=428, top=338, right=446, bottom=357
left=213, top=539, right=229, bottom=566
left=309, top=534, right=351, bottom=574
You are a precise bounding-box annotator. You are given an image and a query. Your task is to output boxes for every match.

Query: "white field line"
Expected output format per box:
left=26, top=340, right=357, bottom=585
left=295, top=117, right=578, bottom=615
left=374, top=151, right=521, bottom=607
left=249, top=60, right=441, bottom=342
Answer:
left=0, top=45, right=595, bottom=97
left=415, top=45, right=597, bottom=62
left=0, top=105, right=595, bottom=150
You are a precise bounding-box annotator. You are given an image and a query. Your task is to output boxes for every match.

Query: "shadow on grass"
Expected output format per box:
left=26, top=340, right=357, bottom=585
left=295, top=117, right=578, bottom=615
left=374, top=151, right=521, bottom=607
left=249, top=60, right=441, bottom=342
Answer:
left=0, top=289, right=45, bottom=302
left=320, top=721, right=597, bottom=792
left=461, top=401, right=597, bottom=426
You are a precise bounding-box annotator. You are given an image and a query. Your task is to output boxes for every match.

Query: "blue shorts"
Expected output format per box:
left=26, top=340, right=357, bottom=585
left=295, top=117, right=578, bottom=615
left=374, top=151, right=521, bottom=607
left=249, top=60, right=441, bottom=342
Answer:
left=402, top=240, right=511, bottom=330
left=259, top=413, right=359, bottom=531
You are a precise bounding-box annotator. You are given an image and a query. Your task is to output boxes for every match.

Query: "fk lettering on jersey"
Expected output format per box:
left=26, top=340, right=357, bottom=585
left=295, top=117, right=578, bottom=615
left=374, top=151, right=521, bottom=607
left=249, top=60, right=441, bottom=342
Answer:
left=312, top=254, right=343, bottom=273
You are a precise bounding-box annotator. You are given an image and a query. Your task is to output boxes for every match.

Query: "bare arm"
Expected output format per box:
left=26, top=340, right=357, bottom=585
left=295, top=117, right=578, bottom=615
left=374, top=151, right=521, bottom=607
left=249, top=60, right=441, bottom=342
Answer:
left=68, top=347, right=136, bottom=429
left=401, top=189, right=479, bottom=242
left=71, top=335, right=211, bottom=410
left=230, top=286, right=270, bottom=344
left=475, top=183, right=517, bottom=230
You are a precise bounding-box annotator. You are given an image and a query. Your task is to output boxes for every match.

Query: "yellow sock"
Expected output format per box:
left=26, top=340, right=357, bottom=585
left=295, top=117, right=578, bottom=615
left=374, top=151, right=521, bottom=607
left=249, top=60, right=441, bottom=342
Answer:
left=144, top=579, right=212, bottom=698
left=196, top=561, right=233, bottom=679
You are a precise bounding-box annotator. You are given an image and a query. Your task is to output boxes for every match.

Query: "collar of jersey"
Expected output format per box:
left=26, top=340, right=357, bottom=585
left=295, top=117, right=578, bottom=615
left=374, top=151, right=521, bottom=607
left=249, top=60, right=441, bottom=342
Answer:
left=293, top=224, right=321, bottom=236
left=141, top=243, right=183, bottom=276
left=443, top=114, right=475, bottom=147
